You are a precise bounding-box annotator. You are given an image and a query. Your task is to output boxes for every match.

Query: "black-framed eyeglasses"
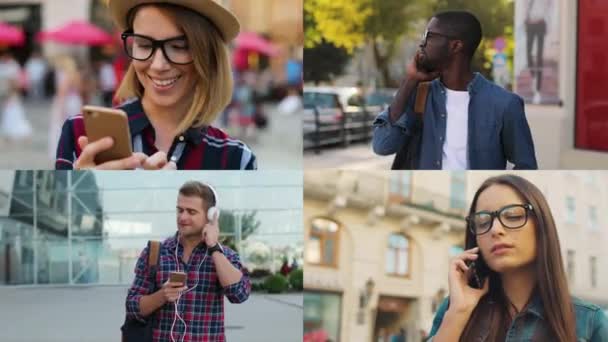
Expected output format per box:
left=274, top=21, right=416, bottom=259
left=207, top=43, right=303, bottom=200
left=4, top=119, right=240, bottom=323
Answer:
left=121, top=31, right=193, bottom=65
left=420, top=29, right=458, bottom=47
left=466, top=204, right=534, bottom=235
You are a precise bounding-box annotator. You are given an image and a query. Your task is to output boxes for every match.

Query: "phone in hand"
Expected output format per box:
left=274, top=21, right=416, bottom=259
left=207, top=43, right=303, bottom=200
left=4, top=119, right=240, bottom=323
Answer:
left=169, top=271, right=187, bottom=285
left=467, top=258, right=489, bottom=289
left=82, top=105, right=132, bottom=164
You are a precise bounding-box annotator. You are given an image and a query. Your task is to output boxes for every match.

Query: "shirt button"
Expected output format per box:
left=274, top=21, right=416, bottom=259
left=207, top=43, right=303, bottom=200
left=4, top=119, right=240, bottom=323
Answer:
left=436, top=161, right=440, bottom=166
left=178, top=135, right=185, bottom=142
left=441, top=113, right=446, bottom=118
left=440, top=136, right=443, bottom=141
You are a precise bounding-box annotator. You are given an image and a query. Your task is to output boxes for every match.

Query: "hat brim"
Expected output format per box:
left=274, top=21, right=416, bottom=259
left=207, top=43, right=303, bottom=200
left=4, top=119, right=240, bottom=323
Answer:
left=108, top=0, right=240, bottom=42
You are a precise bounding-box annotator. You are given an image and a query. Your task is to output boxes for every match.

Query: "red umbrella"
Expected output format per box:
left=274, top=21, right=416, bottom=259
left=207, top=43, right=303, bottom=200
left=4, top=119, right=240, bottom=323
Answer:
left=38, top=20, right=113, bottom=46
left=235, top=31, right=278, bottom=56
left=0, top=22, right=25, bottom=46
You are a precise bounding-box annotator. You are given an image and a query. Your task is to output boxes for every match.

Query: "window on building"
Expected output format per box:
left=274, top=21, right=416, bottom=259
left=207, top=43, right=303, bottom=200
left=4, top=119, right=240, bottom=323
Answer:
left=590, top=256, right=597, bottom=288
left=388, top=172, right=412, bottom=204
left=566, top=197, right=576, bottom=224
left=385, top=233, right=409, bottom=277
left=450, top=172, right=466, bottom=210
left=589, top=206, right=598, bottom=230
left=306, top=217, right=340, bottom=267
left=567, top=250, right=575, bottom=284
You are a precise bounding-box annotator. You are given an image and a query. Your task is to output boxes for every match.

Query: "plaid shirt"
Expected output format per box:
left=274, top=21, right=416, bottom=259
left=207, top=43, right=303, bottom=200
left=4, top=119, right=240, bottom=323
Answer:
left=427, top=294, right=608, bottom=341
left=126, top=235, right=251, bottom=342
left=55, top=98, right=257, bottom=170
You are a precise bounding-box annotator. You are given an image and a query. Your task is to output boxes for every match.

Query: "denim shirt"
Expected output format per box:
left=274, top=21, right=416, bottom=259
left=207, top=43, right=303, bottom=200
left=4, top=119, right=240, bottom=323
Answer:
left=427, top=296, right=608, bottom=341
left=372, top=73, right=538, bottom=170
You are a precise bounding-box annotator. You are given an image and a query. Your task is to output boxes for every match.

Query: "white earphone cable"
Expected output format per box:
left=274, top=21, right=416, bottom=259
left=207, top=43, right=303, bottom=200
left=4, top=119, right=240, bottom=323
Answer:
left=170, top=232, right=209, bottom=342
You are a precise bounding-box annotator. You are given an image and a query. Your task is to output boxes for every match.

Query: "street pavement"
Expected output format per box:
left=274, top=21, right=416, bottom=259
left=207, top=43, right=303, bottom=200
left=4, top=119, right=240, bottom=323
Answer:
left=0, top=99, right=302, bottom=170
left=0, top=286, right=303, bottom=342
left=304, top=142, right=393, bottom=169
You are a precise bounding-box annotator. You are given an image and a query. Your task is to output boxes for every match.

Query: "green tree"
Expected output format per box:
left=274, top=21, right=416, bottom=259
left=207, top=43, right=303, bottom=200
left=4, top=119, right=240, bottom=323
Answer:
left=430, top=0, right=515, bottom=80
left=218, top=210, right=261, bottom=251
left=306, top=0, right=434, bottom=87
left=303, top=40, right=350, bottom=84
left=304, top=2, right=351, bottom=84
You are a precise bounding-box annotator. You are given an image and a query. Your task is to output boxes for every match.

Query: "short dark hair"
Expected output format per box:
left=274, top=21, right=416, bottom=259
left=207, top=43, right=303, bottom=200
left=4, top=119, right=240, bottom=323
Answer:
left=179, top=181, right=216, bottom=209
left=433, top=10, right=482, bottom=58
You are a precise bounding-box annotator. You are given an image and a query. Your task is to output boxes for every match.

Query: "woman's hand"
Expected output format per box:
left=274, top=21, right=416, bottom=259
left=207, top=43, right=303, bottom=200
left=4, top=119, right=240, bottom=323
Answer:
left=142, top=151, right=177, bottom=170
left=74, top=136, right=147, bottom=170
left=447, top=247, right=489, bottom=314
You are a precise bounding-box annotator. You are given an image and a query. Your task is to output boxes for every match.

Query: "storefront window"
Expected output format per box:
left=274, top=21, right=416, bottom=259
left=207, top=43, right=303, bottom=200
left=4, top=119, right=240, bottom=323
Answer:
left=304, top=292, right=342, bottom=342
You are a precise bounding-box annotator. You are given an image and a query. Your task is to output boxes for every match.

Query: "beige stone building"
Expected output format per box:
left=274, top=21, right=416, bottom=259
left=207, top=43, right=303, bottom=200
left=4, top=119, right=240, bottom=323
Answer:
left=304, top=170, right=608, bottom=342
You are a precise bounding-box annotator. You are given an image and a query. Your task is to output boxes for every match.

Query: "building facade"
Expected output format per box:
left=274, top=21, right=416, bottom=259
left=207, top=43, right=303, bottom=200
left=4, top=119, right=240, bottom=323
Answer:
left=0, top=171, right=303, bottom=287
left=304, top=170, right=608, bottom=342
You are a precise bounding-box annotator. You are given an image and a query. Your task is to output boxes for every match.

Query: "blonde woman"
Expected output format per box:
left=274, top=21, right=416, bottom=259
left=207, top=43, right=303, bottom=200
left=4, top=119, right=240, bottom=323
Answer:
left=55, top=0, right=257, bottom=170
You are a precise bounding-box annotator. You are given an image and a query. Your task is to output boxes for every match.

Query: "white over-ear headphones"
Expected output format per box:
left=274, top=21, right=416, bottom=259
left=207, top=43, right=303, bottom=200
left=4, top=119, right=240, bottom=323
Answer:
left=205, top=184, right=220, bottom=222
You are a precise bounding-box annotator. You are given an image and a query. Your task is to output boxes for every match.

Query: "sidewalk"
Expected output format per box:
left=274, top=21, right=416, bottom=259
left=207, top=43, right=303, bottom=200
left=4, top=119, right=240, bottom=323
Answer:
left=0, top=286, right=303, bottom=342
left=304, top=142, right=393, bottom=169
left=0, top=100, right=302, bottom=170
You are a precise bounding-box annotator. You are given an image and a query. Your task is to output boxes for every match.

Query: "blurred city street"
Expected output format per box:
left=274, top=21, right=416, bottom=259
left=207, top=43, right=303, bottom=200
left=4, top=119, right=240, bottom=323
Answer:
left=304, top=142, right=392, bottom=169
left=0, top=286, right=303, bottom=342
left=302, top=106, right=563, bottom=170
left=0, top=99, right=302, bottom=170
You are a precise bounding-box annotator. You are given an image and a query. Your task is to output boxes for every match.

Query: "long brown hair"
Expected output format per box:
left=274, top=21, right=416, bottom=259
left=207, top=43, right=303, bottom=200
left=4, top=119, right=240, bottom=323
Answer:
left=115, top=3, right=234, bottom=134
left=460, top=174, right=576, bottom=341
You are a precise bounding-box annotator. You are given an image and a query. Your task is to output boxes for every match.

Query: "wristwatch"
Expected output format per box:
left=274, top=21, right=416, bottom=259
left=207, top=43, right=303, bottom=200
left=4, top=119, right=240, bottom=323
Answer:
left=207, top=243, right=224, bottom=256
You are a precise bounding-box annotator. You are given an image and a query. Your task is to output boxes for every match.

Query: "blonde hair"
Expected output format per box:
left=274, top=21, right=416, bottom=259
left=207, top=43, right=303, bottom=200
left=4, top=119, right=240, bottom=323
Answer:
left=115, top=3, right=234, bottom=134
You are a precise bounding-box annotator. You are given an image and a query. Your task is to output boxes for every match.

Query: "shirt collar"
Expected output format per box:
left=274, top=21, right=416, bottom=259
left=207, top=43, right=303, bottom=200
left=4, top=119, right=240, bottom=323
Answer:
left=165, top=231, right=206, bottom=252
left=523, top=291, right=545, bottom=319
left=119, top=98, right=204, bottom=145
left=436, top=72, right=486, bottom=95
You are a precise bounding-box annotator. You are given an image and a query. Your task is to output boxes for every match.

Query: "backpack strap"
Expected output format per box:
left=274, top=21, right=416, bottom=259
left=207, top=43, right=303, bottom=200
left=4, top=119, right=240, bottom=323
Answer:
left=148, top=241, right=160, bottom=268
left=414, top=81, right=431, bottom=114
left=147, top=241, right=160, bottom=289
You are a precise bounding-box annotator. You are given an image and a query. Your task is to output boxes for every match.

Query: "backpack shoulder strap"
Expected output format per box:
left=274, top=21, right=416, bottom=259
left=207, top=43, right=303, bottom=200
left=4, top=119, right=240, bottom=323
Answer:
left=146, top=241, right=161, bottom=292
left=148, top=240, right=160, bottom=268
left=414, top=81, right=431, bottom=115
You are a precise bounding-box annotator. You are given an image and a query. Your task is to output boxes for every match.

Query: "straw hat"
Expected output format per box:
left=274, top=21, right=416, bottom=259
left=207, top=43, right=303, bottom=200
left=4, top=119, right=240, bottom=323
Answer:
left=107, top=0, right=240, bottom=42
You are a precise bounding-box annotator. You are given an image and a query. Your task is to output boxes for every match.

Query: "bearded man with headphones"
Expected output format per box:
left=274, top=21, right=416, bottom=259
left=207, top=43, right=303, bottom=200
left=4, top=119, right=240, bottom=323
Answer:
left=124, top=180, right=250, bottom=342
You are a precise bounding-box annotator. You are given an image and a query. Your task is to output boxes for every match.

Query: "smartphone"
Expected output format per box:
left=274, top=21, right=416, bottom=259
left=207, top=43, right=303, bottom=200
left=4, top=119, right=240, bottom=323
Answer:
left=82, top=105, right=132, bottom=164
left=169, top=271, right=187, bottom=285
left=467, top=259, right=489, bottom=289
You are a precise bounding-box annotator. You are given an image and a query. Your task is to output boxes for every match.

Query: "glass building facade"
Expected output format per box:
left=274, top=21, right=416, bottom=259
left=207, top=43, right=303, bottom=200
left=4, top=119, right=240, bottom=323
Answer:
left=0, top=171, right=303, bottom=286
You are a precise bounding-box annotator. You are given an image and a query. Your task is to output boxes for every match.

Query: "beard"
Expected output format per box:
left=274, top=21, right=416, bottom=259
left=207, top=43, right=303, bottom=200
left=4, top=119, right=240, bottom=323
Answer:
left=178, top=224, right=203, bottom=240
left=418, top=44, right=450, bottom=73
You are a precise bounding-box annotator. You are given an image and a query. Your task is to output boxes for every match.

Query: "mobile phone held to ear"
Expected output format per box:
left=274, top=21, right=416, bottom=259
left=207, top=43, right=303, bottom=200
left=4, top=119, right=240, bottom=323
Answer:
left=82, top=105, right=133, bottom=164
left=467, top=260, right=489, bottom=289
left=169, top=271, right=187, bottom=285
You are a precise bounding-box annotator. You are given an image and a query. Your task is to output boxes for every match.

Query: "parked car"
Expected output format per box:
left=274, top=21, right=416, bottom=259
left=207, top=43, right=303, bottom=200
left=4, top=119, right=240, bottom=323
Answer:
left=303, top=86, right=378, bottom=151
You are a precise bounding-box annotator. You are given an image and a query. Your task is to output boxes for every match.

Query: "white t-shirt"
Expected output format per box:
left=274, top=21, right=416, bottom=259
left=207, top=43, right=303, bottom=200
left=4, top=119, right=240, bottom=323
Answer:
left=442, top=88, right=469, bottom=170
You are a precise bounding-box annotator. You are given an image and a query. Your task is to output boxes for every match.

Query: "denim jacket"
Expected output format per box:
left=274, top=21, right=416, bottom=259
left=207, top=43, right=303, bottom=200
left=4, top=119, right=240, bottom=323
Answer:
left=427, top=295, right=608, bottom=341
left=372, top=73, right=538, bottom=170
